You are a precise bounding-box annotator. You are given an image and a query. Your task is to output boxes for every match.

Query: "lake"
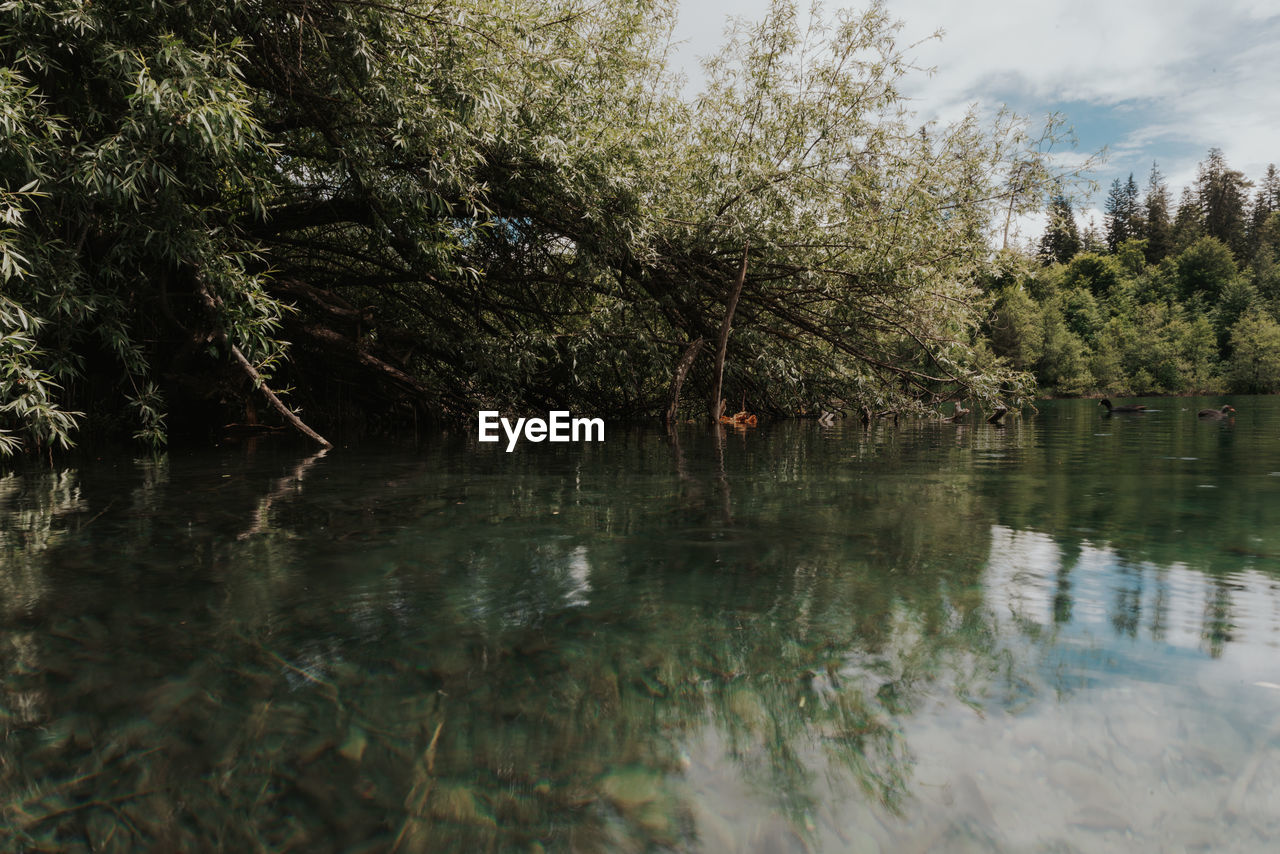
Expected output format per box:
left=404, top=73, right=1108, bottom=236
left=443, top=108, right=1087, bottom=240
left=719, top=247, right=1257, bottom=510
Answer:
left=2, top=396, right=1278, bottom=852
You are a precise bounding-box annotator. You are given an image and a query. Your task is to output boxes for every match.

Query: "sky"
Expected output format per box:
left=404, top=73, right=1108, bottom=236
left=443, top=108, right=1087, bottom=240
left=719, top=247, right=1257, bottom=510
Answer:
left=670, top=0, right=1280, bottom=245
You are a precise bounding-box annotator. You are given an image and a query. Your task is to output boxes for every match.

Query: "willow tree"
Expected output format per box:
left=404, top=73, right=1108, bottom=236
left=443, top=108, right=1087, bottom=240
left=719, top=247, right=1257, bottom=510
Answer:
left=2, top=0, right=1061, bottom=456
left=2, top=1, right=283, bottom=453
left=0, top=0, right=667, bottom=452
left=589, top=0, right=1064, bottom=420
left=2, top=1, right=341, bottom=453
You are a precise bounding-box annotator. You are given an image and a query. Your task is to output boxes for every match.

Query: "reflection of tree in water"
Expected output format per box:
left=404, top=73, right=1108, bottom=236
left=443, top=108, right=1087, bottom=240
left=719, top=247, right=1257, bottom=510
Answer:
left=1200, top=577, right=1236, bottom=658
left=7, top=409, right=1273, bottom=852
left=1110, top=564, right=1144, bottom=638
left=983, top=522, right=1266, bottom=672
left=972, top=401, right=1280, bottom=669
left=1, top=434, right=1019, bottom=852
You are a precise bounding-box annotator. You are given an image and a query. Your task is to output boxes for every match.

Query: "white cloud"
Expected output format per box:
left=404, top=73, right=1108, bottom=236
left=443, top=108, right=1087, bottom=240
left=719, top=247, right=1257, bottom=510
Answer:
left=891, top=0, right=1194, bottom=105
left=671, top=1, right=1280, bottom=197
left=888, top=0, right=1280, bottom=189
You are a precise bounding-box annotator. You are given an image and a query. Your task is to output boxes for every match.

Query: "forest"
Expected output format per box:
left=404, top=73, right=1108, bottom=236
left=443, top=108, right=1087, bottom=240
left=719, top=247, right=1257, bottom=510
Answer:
left=1, top=0, right=1078, bottom=455
left=995, top=150, right=1280, bottom=397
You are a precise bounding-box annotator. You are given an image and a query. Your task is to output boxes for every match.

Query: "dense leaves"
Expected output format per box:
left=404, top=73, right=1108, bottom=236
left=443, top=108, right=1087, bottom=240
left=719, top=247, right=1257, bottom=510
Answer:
left=1, top=0, right=1064, bottom=455
left=1013, top=149, right=1280, bottom=396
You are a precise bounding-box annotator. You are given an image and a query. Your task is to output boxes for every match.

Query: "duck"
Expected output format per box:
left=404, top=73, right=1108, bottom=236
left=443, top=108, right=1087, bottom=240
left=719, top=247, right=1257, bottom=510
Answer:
left=944, top=400, right=970, bottom=422
left=1197, top=404, right=1236, bottom=419
left=1099, top=398, right=1146, bottom=413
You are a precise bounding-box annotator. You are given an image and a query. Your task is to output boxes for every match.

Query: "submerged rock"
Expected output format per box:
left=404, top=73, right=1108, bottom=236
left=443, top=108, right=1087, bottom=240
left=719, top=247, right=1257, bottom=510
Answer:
left=599, top=767, right=662, bottom=811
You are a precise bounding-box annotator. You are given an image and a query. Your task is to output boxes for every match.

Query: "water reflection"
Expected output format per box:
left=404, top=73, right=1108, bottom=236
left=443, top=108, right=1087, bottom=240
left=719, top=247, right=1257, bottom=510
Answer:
left=988, top=523, right=1280, bottom=660
left=2, top=400, right=1279, bottom=852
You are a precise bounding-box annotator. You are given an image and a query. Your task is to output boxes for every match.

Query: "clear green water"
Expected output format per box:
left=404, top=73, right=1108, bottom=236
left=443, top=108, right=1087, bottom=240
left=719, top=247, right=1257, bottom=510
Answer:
left=3, top=397, right=1280, bottom=853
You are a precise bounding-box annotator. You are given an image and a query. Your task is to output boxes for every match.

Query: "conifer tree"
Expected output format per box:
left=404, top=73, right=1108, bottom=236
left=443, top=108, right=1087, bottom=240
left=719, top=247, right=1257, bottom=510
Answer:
left=1144, top=162, right=1173, bottom=264
left=1104, top=178, right=1127, bottom=252
left=1125, top=173, right=1146, bottom=241
left=1080, top=216, right=1104, bottom=254
left=1196, top=148, right=1251, bottom=259
left=1172, top=186, right=1205, bottom=253
left=1262, top=163, right=1280, bottom=210
left=1038, top=188, right=1080, bottom=265
left=1247, top=164, right=1280, bottom=261
left=1103, top=173, right=1141, bottom=252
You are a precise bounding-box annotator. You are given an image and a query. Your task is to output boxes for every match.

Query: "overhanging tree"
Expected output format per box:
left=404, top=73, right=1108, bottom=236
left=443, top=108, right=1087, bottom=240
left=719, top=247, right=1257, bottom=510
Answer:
left=2, top=0, right=1068, bottom=456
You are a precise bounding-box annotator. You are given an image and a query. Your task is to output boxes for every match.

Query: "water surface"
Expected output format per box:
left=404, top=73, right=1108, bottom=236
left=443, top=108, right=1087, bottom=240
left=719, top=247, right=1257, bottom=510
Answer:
left=3, top=397, right=1279, bottom=852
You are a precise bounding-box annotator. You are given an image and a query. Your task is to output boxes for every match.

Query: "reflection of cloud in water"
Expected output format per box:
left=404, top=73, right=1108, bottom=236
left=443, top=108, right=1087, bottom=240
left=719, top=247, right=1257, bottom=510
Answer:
left=984, top=525, right=1059, bottom=627
left=745, top=524, right=1280, bottom=852
left=565, top=545, right=592, bottom=608
left=984, top=524, right=1280, bottom=660
left=895, top=674, right=1280, bottom=854
left=677, top=523, right=1280, bottom=853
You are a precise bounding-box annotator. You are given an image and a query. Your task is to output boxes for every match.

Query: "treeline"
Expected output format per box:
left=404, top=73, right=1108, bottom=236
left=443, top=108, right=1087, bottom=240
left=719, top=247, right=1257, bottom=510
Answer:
left=991, top=149, right=1280, bottom=396
left=1, top=0, right=1065, bottom=455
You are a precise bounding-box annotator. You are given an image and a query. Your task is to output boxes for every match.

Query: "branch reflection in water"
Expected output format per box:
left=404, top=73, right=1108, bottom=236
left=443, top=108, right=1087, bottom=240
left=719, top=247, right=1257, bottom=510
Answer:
left=2, top=398, right=1279, bottom=852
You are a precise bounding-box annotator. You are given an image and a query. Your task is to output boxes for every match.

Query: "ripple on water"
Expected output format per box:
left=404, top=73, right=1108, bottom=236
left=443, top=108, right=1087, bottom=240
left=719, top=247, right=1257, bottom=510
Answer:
left=4, top=401, right=1280, bottom=852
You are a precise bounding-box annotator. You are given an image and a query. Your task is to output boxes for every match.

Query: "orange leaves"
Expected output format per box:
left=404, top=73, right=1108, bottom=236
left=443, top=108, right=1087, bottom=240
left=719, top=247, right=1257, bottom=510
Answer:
left=719, top=410, right=758, bottom=427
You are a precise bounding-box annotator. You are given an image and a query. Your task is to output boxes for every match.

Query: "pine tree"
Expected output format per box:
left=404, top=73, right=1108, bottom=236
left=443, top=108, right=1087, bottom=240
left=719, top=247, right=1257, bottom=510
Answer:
left=1144, top=162, right=1173, bottom=264
left=1125, top=173, right=1145, bottom=241
left=1038, top=188, right=1080, bottom=265
left=1172, top=186, right=1204, bottom=253
left=1103, top=173, right=1142, bottom=252
left=1080, top=215, right=1104, bottom=254
left=1196, top=148, right=1251, bottom=259
left=1262, top=163, right=1280, bottom=209
left=1247, top=164, right=1280, bottom=261
left=1104, top=178, right=1127, bottom=252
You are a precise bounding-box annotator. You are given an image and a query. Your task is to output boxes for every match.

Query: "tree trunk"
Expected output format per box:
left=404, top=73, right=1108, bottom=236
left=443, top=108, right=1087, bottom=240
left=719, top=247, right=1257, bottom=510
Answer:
left=709, top=243, right=749, bottom=423
left=665, top=337, right=705, bottom=424
left=197, top=282, right=333, bottom=448
left=227, top=342, right=333, bottom=448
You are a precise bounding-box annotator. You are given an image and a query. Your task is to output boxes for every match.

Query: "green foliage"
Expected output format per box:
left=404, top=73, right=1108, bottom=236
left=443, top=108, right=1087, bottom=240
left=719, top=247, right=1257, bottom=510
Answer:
left=1, top=0, right=283, bottom=454
left=1130, top=260, right=1178, bottom=306
left=1008, top=150, right=1280, bottom=398
left=1227, top=310, right=1280, bottom=393
left=1047, top=151, right=1266, bottom=270
left=1034, top=301, right=1092, bottom=394
left=1143, top=162, right=1173, bottom=264
left=1038, top=187, right=1079, bottom=265
left=1085, top=333, right=1125, bottom=392
left=1115, top=239, right=1148, bottom=277
left=1180, top=314, right=1221, bottom=391
left=1174, top=236, right=1237, bottom=303
left=0, top=0, right=1074, bottom=455
left=1060, top=288, right=1104, bottom=345
left=1246, top=165, right=1280, bottom=261
left=985, top=242, right=1230, bottom=397
left=1171, top=187, right=1205, bottom=254
left=1103, top=174, right=1142, bottom=253
left=987, top=286, right=1043, bottom=372
left=1121, top=303, right=1188, bottom=393
left=1062, top=252, right=1122, bottom=298
left=0, top=295, right=80, bottom=454
left=1197, top=147, right=1251, bottom=259
left=1213, top=278, right=1261, bottom=354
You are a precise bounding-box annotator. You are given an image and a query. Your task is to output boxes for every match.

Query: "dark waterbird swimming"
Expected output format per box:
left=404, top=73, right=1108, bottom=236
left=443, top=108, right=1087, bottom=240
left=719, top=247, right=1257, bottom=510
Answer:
left=1099, top=399, right=1146, bottom=413
left=1198, top=404, right=1236, bottom=419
